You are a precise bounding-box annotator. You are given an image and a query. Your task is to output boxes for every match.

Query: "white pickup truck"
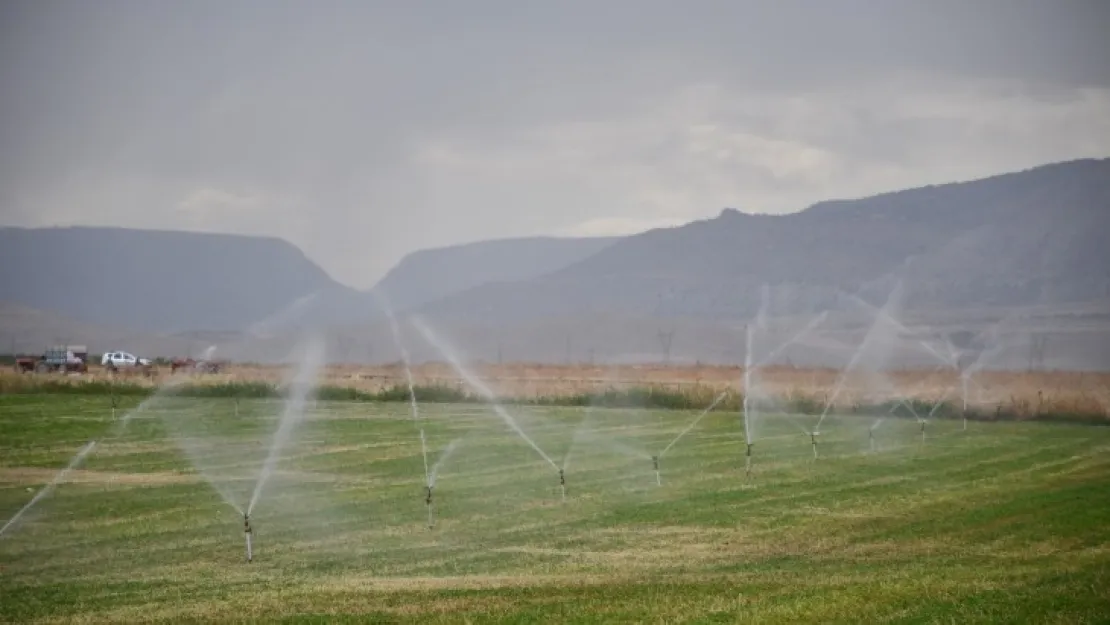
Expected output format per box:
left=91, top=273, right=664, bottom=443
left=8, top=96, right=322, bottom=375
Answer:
left=101, top=351, right=152, bottom=368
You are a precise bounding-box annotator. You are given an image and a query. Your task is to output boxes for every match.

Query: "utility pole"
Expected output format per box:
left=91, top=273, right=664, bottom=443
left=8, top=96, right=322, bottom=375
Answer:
left=1028, top=333, right=1047, bottom=372
left=657, top=328, right=675, bottom=365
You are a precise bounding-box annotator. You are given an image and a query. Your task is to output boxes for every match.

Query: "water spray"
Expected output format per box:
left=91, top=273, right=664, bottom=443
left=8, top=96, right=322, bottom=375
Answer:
left=652, top=455, right=661, bottom=486
left=243, top=513, right=253, bottom=563
left=558, top=468, right=566, bottom=502
left=0, top=440, right=97, bottom=539
left=412, top=318, right=559, bottom=473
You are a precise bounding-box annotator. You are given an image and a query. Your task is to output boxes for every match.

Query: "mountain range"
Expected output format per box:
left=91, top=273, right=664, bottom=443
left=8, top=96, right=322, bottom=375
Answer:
left=1, top=157, right=1108, bottom=369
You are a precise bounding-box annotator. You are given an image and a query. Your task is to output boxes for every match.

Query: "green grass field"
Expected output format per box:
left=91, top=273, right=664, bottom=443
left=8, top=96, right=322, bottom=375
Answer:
left=1, top=393, right=1108, bottom=624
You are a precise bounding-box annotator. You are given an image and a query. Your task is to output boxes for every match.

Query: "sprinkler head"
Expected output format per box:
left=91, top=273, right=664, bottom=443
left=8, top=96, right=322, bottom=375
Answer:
left=745, top=443, right=753, bottom=457
left=243, top=513, right=251, bottom=533
left=425, top=485, right=433, bottom=505
left=651, top=455, right=659, bottom=471
left=558, top=468, right=565, bottom=486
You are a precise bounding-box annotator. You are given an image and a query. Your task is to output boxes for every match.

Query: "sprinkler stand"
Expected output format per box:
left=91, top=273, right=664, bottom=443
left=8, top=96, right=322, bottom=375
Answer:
left=920, top=420, right=926, bottom=444
left=651, top=455, right=661, bottom=486
left=425, top=485, right=434, bottom=529
left=868, top=428, right=875, bottom=452
left=243, top=514, right=253, bottom=563
left=810, top=432, right=819, bottom=460
left=745, top=443, right=753, bottom=477
left=558, top=468, right=566, bottom=502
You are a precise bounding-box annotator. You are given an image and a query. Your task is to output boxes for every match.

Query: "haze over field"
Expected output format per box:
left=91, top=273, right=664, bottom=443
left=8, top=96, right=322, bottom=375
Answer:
left=0, top=2, right=1108, bottom=368
left=4, top=6, right=1110, bottom=623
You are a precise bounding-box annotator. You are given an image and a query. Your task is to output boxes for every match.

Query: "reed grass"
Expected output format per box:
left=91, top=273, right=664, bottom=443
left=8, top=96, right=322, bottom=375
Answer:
left=1, top=368, right=1106, bottom=425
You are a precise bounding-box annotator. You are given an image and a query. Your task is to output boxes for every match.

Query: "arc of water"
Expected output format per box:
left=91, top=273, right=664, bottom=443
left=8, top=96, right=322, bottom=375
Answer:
left=411, top=317, right=559, bottom=472
left=815, top=284, right=904, bottom=431
left=660, top=391, right=729, bottom=458
left=428, top=439, right=463, bottom=488
left=751, top=311, right=830, bottom=370
left=375, top=292, right=430, bottom=485
left=0, top=441, right=97, bottom=539
left=247, top=337, right=324, bottom=516
left=741, top=286, right=771, bottom=446
left=742, top=322, right=755, bottom=445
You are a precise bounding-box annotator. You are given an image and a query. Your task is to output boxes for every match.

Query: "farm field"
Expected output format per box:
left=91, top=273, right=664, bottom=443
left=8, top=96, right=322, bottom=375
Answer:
left=1, top=394, right=1109, bottom=623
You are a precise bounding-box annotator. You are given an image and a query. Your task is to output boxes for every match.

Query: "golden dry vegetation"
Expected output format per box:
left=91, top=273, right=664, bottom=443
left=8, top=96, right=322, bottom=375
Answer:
left=5, top=361, right=1108, bottom=418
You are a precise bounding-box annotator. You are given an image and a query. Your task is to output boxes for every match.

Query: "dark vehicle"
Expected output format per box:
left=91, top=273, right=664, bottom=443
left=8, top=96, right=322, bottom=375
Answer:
left=15, top=345, right=89, bottom=374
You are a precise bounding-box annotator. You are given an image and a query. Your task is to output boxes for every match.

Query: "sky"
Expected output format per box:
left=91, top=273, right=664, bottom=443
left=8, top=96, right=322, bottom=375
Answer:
left=1, top=1, right=1109, bottom=289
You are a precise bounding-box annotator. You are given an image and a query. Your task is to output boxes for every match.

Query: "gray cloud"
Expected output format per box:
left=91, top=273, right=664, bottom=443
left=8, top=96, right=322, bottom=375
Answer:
left=2, top=0, right=1109, bottom=287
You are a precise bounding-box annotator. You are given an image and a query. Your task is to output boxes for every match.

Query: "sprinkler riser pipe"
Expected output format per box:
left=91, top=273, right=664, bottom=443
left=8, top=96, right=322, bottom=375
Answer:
left=424, top=485, right=435, bottom=528
left=243, top=514, right=253, bottom=563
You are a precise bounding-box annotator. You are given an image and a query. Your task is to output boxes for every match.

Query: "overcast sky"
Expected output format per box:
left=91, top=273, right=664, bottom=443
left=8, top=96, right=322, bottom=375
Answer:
left=2, top=1, right=1108, bottom=288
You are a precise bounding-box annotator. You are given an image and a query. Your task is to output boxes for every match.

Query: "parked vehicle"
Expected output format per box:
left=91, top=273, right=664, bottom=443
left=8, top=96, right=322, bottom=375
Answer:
left=102, top=351, right=152, bottom=369
left=15, top=346, right=88, bottom=374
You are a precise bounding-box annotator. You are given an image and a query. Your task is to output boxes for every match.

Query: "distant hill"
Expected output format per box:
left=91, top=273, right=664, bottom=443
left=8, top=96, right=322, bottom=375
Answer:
left=417, top=158, right=1110, bottom=323
left=370, top=235, right=618, bottom=313
left=0, top=227, right=364, bottom=333
left=0, top=227, right=620, bottom=336
left=0, top=302, right=195, bottom=358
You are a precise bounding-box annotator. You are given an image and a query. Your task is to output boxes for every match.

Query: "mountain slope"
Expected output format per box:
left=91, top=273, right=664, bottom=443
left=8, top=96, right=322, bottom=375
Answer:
left=0, top=227, right=362, bottom=333
left=417, top=158, right=1110, bottom=323
left=369, top=235, right=618, bottom=312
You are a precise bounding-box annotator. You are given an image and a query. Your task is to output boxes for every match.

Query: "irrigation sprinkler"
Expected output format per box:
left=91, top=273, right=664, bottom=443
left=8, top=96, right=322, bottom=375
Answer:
left=868, top=428, right=875, bottom=452
left=425, top=485, right=434, bottom=529
left=920, top=420, right=927, bottom=444
left=243, top=514, right=253, bottom=563
left=810, top=431, right=819, bottom=460
left=651, top=455, right=661, bottom=486
left=110, top=394, right=118, bottom=421
left=745, top=443, right=753, bottom=477
left=558, top=468, right=566, bottom=502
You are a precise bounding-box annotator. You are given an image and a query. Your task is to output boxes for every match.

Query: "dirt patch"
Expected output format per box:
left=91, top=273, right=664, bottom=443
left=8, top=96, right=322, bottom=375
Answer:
left=0, top=467, right=198, bottom=486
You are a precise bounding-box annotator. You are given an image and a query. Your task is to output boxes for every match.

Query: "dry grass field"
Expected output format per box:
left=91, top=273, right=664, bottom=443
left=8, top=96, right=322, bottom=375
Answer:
left=5, top=361, right=1108, bottom=419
